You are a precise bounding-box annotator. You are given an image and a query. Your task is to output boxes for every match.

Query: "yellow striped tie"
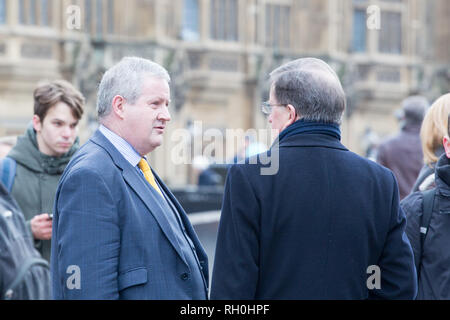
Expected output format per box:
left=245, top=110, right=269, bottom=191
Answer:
left=138, top=158, right=163, bottom=197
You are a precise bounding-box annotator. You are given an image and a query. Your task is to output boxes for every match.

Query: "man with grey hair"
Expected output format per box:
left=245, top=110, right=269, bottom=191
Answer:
left=51, top=57, right=209, bottom=299
left=377, top=95, right=428, bottom=200
left=211, top=58, right=417, bottom=299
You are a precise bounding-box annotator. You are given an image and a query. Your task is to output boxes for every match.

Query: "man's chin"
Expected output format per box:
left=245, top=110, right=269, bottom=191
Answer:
left=143, top=140, right=163, bottom=155
left=152, top=141, right=163, bottom=149
left=57, top=147, right=71, bottom=155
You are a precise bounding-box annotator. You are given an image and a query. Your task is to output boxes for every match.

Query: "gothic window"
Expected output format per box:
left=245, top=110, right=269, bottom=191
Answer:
left=210, top=0, right=238, bottom=41
left=352, top=9, right=367, bottom=52
left=265, top=3, right=290, bottom=49
left=0, top=0, right=6, bottom=24
left=182, top=0, right=199, bottom=41
left=96, top=0, right=103, bottom=35
left=107, top=0, right=114, bottom=34
left=18, top=0, right=52, bottom=26
left=352, top=0, right=404, bottom=55
left=84, top=0, right=92, bottom=32
left=379, top=11, right=402, bottom=54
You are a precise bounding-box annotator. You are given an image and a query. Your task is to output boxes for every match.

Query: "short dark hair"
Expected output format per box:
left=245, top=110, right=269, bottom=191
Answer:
left=34, top=80, right=85, bottom=121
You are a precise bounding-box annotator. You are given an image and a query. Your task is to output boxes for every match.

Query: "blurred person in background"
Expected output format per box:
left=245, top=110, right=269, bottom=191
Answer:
left=361, top=127, right=380, bottom=162
left=0, top=80, right=84, bottom=262
left=377, top=96, right=428, bottom=200
left=411, top=93, right=450, bottom=192
left=0, top=136, right=17, bottom=159
left=193, top=155, right=221, bottom=187
left=401, top=112, right=450, bottom=300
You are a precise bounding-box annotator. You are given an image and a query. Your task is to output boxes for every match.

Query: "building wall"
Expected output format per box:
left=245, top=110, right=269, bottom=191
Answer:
left=0, top=0, right=449, bottom=185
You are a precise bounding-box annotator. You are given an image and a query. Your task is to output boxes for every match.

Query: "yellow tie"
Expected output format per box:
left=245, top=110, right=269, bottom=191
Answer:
left=138, top=158, right=163, bottom=197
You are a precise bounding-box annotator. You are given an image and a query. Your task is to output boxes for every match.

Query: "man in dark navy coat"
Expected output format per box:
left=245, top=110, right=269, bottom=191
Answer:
left=210, top=58, right=417, bottom=300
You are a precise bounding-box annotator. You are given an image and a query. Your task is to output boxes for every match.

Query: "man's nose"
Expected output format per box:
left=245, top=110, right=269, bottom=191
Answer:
left=61, top=126, right=72, bottom=138
left=159, top=107, right=171, bottom=122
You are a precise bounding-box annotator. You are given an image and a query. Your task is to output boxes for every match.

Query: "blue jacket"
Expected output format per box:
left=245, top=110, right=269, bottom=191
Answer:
left=211, top=132, right=417, bottom=299
left=51, top=130, right=209, bottom=299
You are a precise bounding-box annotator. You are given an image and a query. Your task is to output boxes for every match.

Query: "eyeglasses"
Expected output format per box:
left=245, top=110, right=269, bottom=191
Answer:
left=261, top=101, right=287, bottom=115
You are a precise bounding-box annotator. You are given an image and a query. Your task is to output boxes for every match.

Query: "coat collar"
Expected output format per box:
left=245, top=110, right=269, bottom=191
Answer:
left=435, top=154, right=450, bottom=198
left=274, top=132, right=349, bottom=151
left=89, top=129, right=189, bottom=265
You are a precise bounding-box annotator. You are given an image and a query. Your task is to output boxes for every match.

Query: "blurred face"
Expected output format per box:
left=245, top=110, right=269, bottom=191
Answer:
left=267, top=84, right=296, bottom=136
left=33, top=102, right=79, bottom=157
left=122, top=76, right=171, bottom=155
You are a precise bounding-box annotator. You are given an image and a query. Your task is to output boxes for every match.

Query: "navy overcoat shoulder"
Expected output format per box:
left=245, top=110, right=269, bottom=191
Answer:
left=211, top=133, right=417, bottom=299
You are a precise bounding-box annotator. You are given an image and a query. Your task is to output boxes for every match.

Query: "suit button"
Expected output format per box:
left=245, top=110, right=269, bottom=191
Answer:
left=181, top=273, right=189, bottom=281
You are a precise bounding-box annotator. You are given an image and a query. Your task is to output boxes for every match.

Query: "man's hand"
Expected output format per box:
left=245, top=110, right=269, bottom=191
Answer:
left=31, top=213, right=53, bottom=240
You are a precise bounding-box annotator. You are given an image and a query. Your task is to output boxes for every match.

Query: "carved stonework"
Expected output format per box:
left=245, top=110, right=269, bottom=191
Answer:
left=208, top=55, right=240, bottom=72
left=187, top=51, right=202, bottom=70
left=20, top=43, right=53, bottom=59
left=376, top=68, right=401, bottom=83
left=111, top=45, right=155, bottom=62
left=357, top=64, right=371, bottom=81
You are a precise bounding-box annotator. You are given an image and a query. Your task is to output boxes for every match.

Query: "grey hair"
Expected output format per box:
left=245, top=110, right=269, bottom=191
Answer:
left=97, top=56, right=171, bottom=119
left=269, top=58, right=346, bottom=125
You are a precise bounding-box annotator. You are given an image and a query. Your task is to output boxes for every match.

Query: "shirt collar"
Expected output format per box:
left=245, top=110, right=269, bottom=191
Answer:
left=99, top=124, right=143, bottom=167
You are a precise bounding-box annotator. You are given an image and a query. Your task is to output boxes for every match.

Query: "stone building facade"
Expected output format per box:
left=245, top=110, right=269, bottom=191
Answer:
left=0, top=0, right=449, bottom=185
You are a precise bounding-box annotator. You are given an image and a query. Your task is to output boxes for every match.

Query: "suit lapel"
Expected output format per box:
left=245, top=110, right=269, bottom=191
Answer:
left=154, top=172, right=209, bottom=285
left=91, top=130, right=187, bottom=265
left=154, top=174, right=208, bottom=257
left=154, top=172, right=197, bottom=241
left=122, top=166, right=187, bottom=265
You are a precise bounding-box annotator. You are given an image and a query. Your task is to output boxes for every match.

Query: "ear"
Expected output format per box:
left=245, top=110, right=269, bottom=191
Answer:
left=444, top=136, right=450, bottom=158
left=32, top=115, right=42, bottom=132
left=111, top=95, right=126, bottom=119
left=279, top=105, right=298, bottom=132
left=286, top=104, right=298, bottom=125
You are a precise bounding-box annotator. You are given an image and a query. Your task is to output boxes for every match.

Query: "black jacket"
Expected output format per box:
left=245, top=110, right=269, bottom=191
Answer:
left=410, top=147, right=445, bottom=194
left=401, top=153, right=450, bottom=299
left=0, top=183, right=50, bottom=299
left=211, top=132, right=417, bottom=299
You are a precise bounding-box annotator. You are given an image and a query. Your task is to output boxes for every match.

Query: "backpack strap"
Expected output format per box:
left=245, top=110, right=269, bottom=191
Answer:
left=417, top=188, right=436, bottom=277
left=3, top=257, right=49, bottom=300
left=0, top=157, right=17, bottom=193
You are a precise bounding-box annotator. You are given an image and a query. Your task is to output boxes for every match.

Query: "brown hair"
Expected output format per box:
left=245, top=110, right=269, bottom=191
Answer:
left=34, top=80, right=85, bottom=121
left=420, top=93, right=450, bottom=165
